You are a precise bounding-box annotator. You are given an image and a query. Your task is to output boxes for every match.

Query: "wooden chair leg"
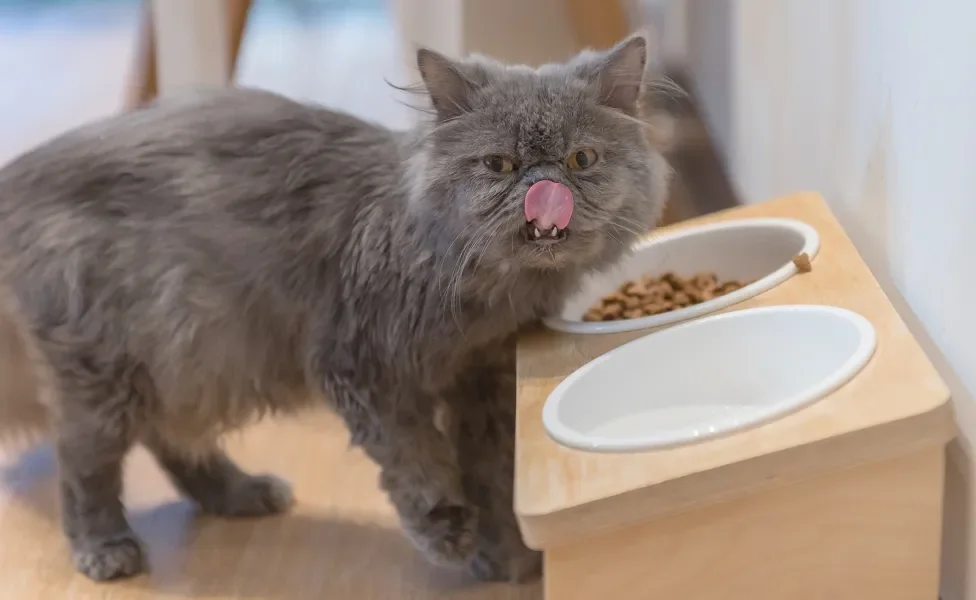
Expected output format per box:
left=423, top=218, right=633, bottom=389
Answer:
left=125, top=0, right=254, bottom=110
left=563, top=0, right=630, bottom=50
left=125, top=3, right=157, bottom=109
left=224, top=0, right=252, bottom=80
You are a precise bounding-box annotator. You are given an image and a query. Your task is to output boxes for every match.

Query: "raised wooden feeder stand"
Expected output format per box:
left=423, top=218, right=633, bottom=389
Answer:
left=514, top=192, right=955, bottom=600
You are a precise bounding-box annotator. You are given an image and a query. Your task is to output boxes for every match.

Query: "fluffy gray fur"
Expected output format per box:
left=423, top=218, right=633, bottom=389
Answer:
left=0, top=34, right=670, bottom=583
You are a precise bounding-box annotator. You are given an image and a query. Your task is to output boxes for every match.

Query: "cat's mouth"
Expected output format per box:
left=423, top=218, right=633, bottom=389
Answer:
left=524, top=221, right=568, bottom=244
left=523, top=180, right=572, bottom=246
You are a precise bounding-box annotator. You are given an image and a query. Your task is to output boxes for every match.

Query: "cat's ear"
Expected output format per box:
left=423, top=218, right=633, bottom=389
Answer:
left=416, top=48, right=486, bottom=120
left=580, top=33, right=649, bottom=114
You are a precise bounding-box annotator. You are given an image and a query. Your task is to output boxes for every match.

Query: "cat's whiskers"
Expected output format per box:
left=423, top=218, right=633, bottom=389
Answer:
left=603, top=228, right=627, bottom=248
left=623, top=214, right=653, bottom=230
left=442, top=234, right=477, bottom=331
left=442, top=212, right=509, bottom=332
left=416, top=116, right=466, bottom=144
left=545, top=245, right=557, bottom=264
left=609, top=222, right=648, bottom=240
left=588, top=209, right=650, bottom=239
left=472, top=219, right=507, bottom=272
left=448, top=239, right=486, bottom=330
left=644, top=75, right=687, bottom=102
left=435, top=221, right=478, bottom=292
left=459, top=211, right=507, bottom=273
left=469, top=219, right=509, bottom=310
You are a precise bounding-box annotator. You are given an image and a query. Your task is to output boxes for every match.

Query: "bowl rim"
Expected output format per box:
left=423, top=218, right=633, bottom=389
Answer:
left=542, top=217, right=821, bottom=335
left=541, top=304, right=878, bottom=453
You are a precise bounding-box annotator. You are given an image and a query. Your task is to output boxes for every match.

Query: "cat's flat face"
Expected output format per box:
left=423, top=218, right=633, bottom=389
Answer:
left=412, top=35, right=669, bottom=276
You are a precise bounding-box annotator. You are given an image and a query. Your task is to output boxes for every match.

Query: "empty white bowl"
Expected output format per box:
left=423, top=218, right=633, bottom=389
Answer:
left=542, top=305, right=877, bottom=453
left=544, top=218, right=820, bottom=334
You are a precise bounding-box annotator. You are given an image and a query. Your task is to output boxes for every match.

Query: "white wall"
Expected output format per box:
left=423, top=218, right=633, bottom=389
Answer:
left=685, top=1, right=976, bottom=597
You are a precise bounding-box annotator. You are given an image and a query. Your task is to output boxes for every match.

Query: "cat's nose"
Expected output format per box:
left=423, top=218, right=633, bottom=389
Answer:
left=524, top=180, right=574, bottom=231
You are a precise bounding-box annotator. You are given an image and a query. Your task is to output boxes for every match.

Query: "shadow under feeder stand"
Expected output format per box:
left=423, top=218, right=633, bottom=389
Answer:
left=514, top=192, right=955, bottom=600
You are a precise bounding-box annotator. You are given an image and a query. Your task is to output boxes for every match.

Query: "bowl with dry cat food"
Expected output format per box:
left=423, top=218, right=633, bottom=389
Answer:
left=542, top=304, right=877, bottom=452
left=543, top=217, right=820, bottom=334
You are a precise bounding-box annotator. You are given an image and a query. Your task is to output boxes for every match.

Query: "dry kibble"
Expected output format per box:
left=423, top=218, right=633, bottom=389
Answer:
left=584, top=308, right=604, bottom=322
left=792, top=252, right=813, bottom=273
left=581, top=270, right=756, bottom=322
left=623, top=295, right=643, bottom=310
left=627, top=280, right=651, bottom=295
left=602, top=303, right=623, bottom=318
left=661, top=272, right=684, bottom=288
left=692, top=272, right=718, bottom=289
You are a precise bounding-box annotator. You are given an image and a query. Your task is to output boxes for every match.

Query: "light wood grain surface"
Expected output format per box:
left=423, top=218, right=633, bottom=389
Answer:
left=514, top=192, right=955, bottom=549
left=0, top=411, right=540, bottom=599
left=544, top=447, right=946, bottom=600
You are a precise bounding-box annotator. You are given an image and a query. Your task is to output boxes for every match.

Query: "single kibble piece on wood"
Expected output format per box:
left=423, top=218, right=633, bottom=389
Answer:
left=792, top=252, right=813, bottom=273
left=582, top=271, right=755, bottom=322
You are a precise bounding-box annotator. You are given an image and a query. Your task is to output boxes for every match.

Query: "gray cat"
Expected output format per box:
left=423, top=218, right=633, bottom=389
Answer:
left=0, top=34, right=670, bottom=583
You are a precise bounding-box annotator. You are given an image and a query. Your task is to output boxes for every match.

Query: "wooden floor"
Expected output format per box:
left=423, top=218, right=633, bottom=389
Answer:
left=0, top=411, right=541, bottom=599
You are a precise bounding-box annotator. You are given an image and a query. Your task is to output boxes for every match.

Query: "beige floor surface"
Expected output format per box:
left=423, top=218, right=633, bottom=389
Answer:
left=0, top=411, right=541, bottom=599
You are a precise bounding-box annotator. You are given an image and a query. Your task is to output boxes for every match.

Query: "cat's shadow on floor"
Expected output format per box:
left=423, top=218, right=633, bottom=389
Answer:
left=0, top=444, right=541, bottom=600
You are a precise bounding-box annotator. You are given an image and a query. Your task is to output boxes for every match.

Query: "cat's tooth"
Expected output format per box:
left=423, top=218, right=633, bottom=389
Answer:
left=533, top=227, right=541, bottom=238
left=550, top=226, right=558, bottom=237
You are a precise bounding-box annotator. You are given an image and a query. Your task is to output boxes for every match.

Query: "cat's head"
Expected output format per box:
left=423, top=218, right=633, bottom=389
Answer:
left=406, top=34, right=672, bottom=277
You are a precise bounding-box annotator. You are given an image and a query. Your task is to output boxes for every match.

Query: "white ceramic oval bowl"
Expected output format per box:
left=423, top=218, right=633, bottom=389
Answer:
left=543, top=305, right=877, bottom=453
left=544, top=217, right=820, bottom=335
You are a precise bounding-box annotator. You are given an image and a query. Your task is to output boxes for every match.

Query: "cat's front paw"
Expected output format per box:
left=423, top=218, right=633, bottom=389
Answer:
left=404, top=502, right=478, bottom=566
left=72, top=532, right=146, bottom=581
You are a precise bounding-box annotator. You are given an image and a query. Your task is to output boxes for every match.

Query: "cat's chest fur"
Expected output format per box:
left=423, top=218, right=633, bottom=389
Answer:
left=322, top=243, right=571, bottom=395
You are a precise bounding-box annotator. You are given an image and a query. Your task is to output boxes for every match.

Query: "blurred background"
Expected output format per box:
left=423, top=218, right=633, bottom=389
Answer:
left=0, top=0, right=410, bottom=163
left=0, top=0, right=739, bottom=224
left=1, top=1, right=974, bottom=598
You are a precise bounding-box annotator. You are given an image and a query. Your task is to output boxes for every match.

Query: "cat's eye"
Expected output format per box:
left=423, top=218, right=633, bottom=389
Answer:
left=483, top=155, right=516, bottom=174
left=567, top=148, right=598, bottom=170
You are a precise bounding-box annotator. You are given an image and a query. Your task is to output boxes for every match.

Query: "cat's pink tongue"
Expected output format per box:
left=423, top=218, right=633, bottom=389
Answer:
left=524, top=180, right=574, bottom=230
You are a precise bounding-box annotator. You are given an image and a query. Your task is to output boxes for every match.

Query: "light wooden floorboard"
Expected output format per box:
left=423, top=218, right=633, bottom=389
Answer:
left=0, top=412, right=540, bottom=599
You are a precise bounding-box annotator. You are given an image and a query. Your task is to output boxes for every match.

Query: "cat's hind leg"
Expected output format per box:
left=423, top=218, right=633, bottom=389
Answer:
left=50, top=359, right=147, bottom=581
left=148, top=439, right=293, bottom=518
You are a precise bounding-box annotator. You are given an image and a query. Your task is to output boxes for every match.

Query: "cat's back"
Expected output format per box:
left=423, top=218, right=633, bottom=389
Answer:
left=0, top=86, right=403, bottom=357
left=0, top=86, right=403, bottom=283
left=0, top=86, right=396, bottom=227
